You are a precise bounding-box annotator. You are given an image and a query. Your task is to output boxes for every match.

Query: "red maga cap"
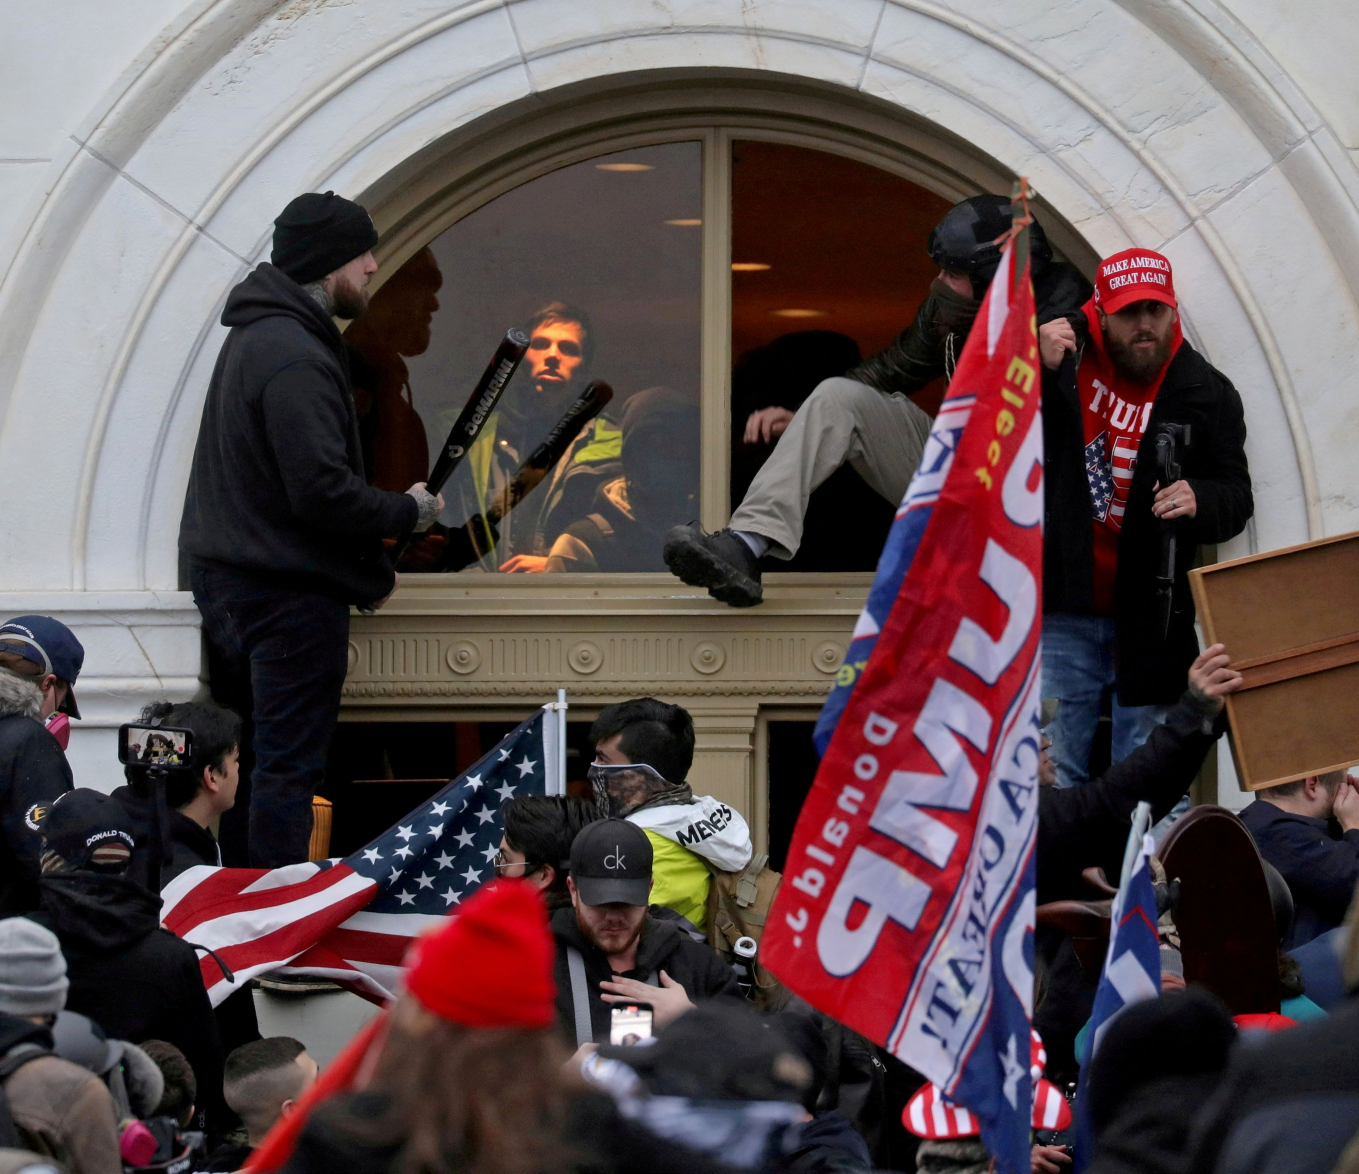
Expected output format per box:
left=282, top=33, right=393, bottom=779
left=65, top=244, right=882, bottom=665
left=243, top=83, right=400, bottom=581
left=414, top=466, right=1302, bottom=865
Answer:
left=1093, top=247, right=1176, bottom=314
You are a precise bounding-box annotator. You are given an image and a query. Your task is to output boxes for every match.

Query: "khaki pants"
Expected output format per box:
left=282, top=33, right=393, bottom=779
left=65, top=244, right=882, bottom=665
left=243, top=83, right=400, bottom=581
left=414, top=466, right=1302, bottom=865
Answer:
left=730, top=377, right=932, bottom=559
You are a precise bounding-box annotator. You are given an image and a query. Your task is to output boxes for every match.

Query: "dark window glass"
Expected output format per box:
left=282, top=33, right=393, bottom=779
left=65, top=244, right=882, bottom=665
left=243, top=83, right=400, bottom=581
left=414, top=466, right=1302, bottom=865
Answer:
left=729, top=141, right=953, bottom=572
left=349, top=142, right=702, bottom=574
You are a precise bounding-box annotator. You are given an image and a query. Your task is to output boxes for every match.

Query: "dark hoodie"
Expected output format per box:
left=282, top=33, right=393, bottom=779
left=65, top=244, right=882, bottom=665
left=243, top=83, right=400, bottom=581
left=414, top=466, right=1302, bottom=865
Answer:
left=0, top=670, right=72, bottom=916
left=179, top=262, right=417, bottom=605
left=550, top=905, right=740, bottom=1046
left=33, top=870, right=225, bottom=1139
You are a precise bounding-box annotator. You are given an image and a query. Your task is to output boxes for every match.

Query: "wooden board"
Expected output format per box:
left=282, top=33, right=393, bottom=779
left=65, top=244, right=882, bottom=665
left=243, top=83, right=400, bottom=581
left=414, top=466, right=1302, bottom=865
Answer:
left=1189, top=530, right=1359, bottom=791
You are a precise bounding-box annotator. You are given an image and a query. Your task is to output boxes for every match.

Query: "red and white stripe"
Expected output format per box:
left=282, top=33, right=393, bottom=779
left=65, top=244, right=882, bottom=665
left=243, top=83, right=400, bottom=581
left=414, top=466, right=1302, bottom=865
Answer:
left=162, top=862, right=381, bottom=1005
left=902, top=1076, right=1071, bottom=1139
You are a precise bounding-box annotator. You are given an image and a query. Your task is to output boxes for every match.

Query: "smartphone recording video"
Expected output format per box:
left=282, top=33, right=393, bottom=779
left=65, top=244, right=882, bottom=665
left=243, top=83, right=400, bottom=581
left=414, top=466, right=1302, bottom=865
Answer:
left=118, top=724, right=194, bottom=767
left=609, top=1005, right=653, bottom=1046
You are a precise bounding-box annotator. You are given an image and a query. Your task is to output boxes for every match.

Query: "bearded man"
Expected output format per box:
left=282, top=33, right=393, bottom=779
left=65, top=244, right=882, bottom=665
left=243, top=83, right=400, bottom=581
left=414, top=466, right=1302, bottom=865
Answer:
left=1037, top=248, right=1253, bottom=789
left=180, top=192, right=443, bottom=867
left=550, top=819, right=739, bottom=1048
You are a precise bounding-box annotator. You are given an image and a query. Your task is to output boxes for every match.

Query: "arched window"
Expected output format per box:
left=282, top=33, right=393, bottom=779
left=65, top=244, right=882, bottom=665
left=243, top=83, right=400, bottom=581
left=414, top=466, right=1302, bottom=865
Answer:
left=349, top=131, right=957, bottom=579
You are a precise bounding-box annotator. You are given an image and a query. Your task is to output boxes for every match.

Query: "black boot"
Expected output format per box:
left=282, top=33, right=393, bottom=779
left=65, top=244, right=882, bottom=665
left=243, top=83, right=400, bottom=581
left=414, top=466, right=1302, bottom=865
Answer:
left=663, top=523, right=764, bottom=607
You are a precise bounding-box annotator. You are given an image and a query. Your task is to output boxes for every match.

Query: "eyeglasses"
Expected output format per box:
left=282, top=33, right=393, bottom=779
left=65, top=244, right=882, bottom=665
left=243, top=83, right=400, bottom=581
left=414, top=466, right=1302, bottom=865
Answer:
left=493, top=848, right=542, bottom=874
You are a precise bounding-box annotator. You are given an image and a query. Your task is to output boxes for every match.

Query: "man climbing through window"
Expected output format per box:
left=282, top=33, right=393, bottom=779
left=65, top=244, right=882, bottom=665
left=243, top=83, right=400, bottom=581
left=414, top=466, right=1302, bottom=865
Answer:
left=664, top=194, right=1091, bottom=605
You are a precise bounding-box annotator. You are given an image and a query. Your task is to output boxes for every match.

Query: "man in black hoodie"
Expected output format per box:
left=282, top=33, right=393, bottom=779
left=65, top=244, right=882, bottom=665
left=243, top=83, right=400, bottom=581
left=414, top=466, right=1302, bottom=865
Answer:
left=552, top=818, right=739, bottom=1049
left=31, top=789, right=225, bottom=1139
left=179, top=191, right=444, bottom=868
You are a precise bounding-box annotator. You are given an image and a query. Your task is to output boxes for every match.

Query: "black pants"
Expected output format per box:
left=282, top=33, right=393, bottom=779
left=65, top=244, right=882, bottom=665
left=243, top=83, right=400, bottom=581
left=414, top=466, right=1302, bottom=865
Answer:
left=189, top=562, right=350, bottom=868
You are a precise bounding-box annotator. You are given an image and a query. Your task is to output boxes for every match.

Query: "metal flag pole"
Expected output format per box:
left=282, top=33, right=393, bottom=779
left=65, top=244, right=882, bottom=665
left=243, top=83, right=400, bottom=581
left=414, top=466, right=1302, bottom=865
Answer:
left=541, top=689, right=569, bottom=796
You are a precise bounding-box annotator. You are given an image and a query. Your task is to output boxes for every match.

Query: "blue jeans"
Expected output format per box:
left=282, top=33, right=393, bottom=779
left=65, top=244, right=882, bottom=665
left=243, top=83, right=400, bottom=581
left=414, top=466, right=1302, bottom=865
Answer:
left=1042, top=614, right=1169, bottom=789
left=189, top=562, right=350, bottom=868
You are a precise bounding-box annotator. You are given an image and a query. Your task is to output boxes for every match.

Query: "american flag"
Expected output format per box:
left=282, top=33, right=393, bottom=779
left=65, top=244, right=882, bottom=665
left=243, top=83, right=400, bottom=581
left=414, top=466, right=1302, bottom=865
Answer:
left=1085, top=430, right=1114, bottom=522
left=162, top=704, right=563, bottom=1005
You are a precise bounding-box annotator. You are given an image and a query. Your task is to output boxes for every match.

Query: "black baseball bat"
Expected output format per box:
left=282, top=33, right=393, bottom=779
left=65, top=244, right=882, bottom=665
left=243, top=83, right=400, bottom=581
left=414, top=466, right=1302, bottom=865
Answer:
left=487, top=380, right=614, bottom=523
left=426, top=328, right=531, bottom=496
left=392, top=328, right=529, bottom=564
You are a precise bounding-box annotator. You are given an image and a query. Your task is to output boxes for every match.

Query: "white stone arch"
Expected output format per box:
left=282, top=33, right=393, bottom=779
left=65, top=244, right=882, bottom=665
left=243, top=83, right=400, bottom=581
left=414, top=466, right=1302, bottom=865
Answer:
left=2, top=0, right=1356, bottom=605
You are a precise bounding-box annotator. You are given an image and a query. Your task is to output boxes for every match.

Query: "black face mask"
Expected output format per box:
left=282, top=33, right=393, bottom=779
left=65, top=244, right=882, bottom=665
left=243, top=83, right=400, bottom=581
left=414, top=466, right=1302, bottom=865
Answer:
left=930, top=279, right=982, bottom=338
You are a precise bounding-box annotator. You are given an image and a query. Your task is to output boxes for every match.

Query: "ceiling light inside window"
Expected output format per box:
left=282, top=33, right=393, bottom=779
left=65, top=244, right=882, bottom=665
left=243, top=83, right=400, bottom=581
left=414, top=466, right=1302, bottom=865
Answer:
left=597, top=162, right=654, bottom=172
left=771, top=308, right=829, bottom=318
left=731, top=262, right=771, bottom=271
left=665, top=218, right=702, bottom=226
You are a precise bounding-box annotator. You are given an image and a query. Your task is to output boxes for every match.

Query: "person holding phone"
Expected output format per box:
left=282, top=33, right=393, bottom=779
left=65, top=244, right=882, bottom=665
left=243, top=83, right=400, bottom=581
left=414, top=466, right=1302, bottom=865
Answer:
left=550, top=819, right=740, bottom=1049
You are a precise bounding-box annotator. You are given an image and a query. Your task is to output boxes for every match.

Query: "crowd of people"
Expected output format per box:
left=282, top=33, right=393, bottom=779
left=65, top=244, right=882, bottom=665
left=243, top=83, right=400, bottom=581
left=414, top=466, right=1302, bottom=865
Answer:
left=0, top=184, right=1354, bottom=1174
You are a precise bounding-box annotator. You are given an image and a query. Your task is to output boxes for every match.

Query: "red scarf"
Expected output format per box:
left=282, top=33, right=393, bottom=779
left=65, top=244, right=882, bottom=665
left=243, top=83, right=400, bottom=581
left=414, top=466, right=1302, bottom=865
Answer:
left=1077, top=298, right=1182, bottom=614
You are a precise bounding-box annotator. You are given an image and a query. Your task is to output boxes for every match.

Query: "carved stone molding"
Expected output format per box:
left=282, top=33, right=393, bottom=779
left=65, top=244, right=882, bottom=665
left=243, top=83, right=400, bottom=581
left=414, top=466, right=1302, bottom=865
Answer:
left=342, top=679, right=834, bottom=699
left=445, top=640, right=481, bottom=675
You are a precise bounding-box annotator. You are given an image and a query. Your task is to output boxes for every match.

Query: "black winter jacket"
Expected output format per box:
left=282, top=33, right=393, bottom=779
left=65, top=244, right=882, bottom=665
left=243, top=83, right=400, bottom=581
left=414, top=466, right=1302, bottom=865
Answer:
left=1037, top=690, right=1223, bottom=904
left=0, top=671, right=72, bottom=916
left=1043, top=332, right=1252, bottom=705
left=849, top=263, right=1092, bottom=394
left=179, top=263, right=417, bottom=605
left=550, top=906, right=741, bottom=1045
left=33, top=870, right=225, bottom=1138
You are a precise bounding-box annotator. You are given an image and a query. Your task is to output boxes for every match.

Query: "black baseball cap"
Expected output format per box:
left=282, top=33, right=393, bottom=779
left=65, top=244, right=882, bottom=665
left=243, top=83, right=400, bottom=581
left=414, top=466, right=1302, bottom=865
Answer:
left=40, top=790, right=136, bottom=872
left=569, top=818, right=652, bottom=906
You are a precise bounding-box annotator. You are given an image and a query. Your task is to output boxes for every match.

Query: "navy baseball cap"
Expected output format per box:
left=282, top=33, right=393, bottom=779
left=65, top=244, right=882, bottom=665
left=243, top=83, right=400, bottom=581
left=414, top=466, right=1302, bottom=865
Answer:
left=0, top=616, right=84, bottom=718
left=569, top=818, right=652, bottom=906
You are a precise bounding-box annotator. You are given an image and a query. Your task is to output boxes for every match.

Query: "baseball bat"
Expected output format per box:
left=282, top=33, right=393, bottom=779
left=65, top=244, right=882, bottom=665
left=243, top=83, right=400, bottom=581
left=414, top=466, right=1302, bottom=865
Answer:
left=487, top=379, right=614, bottom=523
left=392, top=327, right=529, bottom=564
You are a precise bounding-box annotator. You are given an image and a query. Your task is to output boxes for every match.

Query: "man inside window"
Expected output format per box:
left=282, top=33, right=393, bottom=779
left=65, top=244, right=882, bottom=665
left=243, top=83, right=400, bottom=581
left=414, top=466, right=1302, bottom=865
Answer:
left=551, top=818, right=740, bottom=1048
left=441, top=301, right=624, bottom=572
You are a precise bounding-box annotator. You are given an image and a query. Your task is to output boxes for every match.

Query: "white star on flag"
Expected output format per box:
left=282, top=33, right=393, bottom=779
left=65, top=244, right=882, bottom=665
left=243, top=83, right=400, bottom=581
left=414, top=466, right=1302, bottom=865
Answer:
left=495, top=781, right=517, bottom=802
left=465, top=774, right=483, bottom=792
left=394, top=846, right=413, bottom=860
left=481, top=844, right=499, bottom=864
left=442, top=888, right=460, bottom=906
left=430, top=801, right=450, bottom=817
left=396, top=825, right=415, bottom=842
left=499, top=749, right=512, bottom=761
left=388, top=867, right=402, bottom=884
left=361, top=847, right=382, bottom=863
left=415, top=873, right=434, bottom=890
left=427, top=824, right=444, bottom=840
left=397, top=891, right=415, bottom=906
left=516, top=757, right=537, bottom=778
left=475, top=805, right=495, bottom=825
left=461, top=866, right=483, bottom=885
left=435, top=852, right=454, bottom=870
left=454, top=830, right=475, bottom=849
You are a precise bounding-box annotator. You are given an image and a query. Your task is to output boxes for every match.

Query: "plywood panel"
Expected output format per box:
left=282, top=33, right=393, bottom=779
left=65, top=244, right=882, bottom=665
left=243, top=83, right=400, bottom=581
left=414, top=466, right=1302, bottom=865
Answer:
left=1191, top=531, right=1359, bottom=790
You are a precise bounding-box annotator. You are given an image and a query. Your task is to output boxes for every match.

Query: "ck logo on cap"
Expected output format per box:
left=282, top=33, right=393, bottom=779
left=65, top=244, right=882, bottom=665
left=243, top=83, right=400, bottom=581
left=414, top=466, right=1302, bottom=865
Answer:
left=604, top=846, right=626, bottom=871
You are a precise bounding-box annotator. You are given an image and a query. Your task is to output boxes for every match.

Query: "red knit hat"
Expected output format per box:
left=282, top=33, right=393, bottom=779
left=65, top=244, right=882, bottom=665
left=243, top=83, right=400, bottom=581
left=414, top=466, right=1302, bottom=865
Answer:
left=403, top=880, right=556, bottom=1029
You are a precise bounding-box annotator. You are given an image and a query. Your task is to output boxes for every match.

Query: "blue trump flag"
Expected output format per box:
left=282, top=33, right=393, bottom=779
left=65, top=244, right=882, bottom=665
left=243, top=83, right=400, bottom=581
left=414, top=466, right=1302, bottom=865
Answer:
left=1072, top=809, right=1162, bottom=1170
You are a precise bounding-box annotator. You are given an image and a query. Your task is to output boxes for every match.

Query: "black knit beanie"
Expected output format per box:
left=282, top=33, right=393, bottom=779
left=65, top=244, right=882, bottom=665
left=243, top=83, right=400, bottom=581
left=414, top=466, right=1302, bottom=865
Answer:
left=271, top=191, right=379, bottom=285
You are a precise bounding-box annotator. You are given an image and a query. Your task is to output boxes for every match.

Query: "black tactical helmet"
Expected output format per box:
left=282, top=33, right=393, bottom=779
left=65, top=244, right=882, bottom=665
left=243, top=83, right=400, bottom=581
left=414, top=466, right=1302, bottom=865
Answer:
left=928, top=194, right=1052, bottom=296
